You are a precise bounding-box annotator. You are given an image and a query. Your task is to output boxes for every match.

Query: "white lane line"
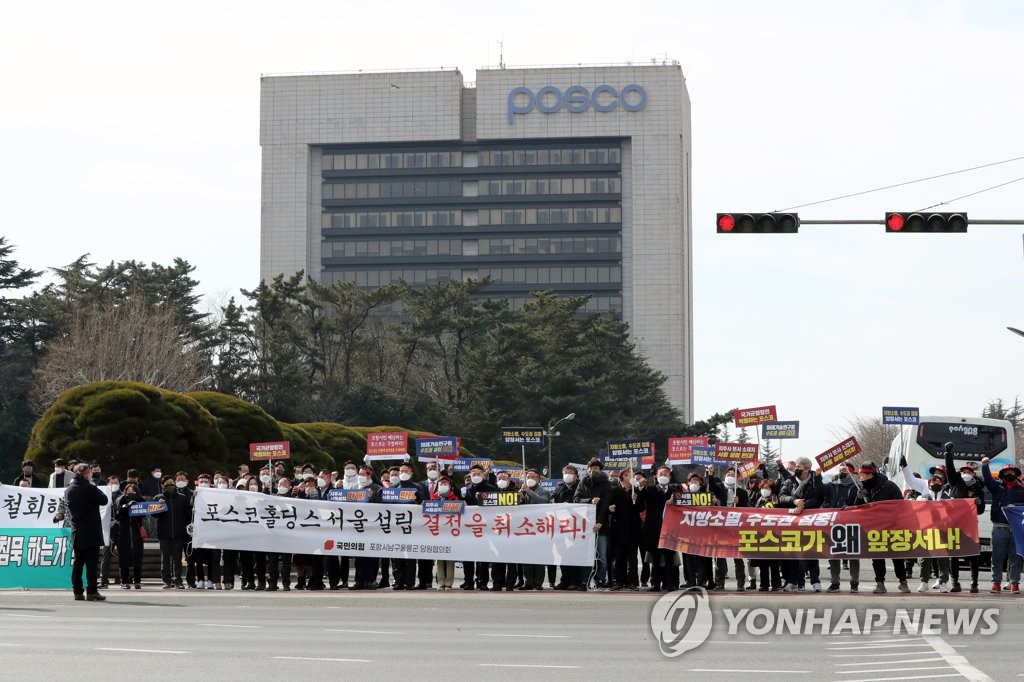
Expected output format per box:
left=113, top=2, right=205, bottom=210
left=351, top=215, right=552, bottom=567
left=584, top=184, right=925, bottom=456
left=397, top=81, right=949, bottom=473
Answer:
left=827, top=671, right=962, bottom=675
left=96, top=648, right=189, bottom=654
left=692, top=670, right=809, bottom=674
left=0, top=614, right=48, bottom=618
left=197, top=623, right=260, bottom=629
left=272, top=656, right=372, bottom=663
left=0, top=643, right=23, bottom=647
left=79, top=618, right=151, bottom=624
left=479, top=633, right=570, bottom=639
left=832, top=637, right=925, bottom=644
left=480, top=664, right=581, bottom=669
left=831, top=652, right=937, bottom=658
left=835, top=659, right=945, bottom=666
left=835, top=667, right=954, bottom=675
left=923, top=634, right=994, bottom=682
left=828, top=643, right=932, bottom=650
left=326, top=629, right=402, bottom=635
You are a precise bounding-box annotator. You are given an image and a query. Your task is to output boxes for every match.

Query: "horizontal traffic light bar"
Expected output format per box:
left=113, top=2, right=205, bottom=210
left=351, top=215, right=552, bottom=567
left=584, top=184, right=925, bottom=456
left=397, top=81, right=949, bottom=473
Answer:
left=716, top=213, right=800, bottom=234
left=885, top=212, right=967, bottom=233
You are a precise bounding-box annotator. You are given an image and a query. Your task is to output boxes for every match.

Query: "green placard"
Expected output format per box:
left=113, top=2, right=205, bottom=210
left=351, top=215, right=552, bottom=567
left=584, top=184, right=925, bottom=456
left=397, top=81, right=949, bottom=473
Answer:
left=0, top=528, right=72, bottom=589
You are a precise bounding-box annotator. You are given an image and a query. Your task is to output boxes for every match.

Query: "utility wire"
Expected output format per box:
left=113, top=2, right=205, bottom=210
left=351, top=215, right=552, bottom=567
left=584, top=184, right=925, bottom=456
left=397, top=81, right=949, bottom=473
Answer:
left=775, top=155, right=1024, bottom=211
left=916, top=176, right=1024, bottom=211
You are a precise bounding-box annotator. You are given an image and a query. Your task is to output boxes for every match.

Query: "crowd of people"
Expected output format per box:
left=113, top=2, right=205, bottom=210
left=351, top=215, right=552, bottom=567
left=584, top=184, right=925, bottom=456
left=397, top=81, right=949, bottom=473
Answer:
left=12, top=440, right=1024, bottom=600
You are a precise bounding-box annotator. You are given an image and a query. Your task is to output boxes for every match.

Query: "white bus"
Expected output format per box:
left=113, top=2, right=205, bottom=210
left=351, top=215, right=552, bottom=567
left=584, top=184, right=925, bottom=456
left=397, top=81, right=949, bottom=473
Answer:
left=884, top=415, right=1016, bottom=561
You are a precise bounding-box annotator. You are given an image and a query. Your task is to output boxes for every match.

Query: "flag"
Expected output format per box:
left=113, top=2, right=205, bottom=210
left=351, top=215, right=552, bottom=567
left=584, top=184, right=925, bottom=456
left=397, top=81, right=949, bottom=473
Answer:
left=1004, top=506, right=1024, bottom=557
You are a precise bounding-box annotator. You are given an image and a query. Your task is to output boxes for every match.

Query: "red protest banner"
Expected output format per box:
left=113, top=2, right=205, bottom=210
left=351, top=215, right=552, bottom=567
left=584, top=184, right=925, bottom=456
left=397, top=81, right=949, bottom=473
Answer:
left=249, top=441, right=291, bottom=462
left=734, top=405, right=778, bottom=428
left=659, top=499, right=979, bottom=560
left=714, top=442, right=759, bottom=462
left=666, top=436, right=708, bottom=464
left=815, top=436, right=861, bottom=471
left=736, top=460, right=760, bottom=480
left=367, top=431, right=409, bottom=456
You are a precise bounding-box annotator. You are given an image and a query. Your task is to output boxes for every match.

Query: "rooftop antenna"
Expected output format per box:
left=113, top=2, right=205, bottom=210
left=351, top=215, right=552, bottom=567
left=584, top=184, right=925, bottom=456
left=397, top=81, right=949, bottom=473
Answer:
left=498, top=40, right=506, bottom=69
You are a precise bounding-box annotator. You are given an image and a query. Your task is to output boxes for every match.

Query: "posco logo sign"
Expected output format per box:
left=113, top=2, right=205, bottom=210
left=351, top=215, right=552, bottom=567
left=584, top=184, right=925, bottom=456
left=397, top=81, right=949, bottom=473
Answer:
left=507, top=84, right=647, bottom=123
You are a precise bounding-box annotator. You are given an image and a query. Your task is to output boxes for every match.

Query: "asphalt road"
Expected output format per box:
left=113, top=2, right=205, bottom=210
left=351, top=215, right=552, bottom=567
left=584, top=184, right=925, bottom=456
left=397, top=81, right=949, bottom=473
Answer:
left=1, top=584, right=1020, bottom=681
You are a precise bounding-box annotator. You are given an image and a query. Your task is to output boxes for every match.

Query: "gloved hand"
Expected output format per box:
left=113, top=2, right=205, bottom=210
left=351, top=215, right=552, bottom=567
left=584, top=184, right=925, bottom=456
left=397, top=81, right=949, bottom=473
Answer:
left=899, top=455, right=907, bottom=469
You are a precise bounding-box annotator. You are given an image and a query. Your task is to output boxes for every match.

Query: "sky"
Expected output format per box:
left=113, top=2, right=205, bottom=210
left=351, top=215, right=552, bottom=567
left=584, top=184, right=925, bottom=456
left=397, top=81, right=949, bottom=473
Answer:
left=2, top=0, right=1023, bottom=461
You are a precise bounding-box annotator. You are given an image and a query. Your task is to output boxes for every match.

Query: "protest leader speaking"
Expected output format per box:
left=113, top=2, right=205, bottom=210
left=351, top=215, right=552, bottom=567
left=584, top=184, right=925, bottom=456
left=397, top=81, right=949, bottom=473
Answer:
left=65, top=463, right=109, bottom=601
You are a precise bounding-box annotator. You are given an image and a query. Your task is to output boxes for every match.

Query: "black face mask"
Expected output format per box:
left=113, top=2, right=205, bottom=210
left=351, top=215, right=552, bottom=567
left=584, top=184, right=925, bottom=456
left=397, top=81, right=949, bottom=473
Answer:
left=862, top=475, right=878, bottom=489
left=930, top=484, right=943, bottom=493
left=1002, top=475, right=1017, bottom=484
left=793, top=469, right=803, bottom=478
left=838, top=471, right=849, bottom=479
left=163, top=485, right=176, bottom=494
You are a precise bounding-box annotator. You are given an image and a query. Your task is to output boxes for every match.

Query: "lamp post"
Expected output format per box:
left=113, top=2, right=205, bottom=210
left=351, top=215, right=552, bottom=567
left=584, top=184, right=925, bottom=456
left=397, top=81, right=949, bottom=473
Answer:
left=1008, top=326, right=1024, bottom=339
left=545, top=413, right=576, bottom=476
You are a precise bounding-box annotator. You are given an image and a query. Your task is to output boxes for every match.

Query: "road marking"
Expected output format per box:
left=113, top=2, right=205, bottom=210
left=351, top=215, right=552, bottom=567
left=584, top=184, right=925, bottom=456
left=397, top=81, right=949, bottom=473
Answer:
left=922, top=634, right=994, bottom=682
left=79, top=618, right=151, bottom=624
left=691, top=670, right=809, bottom=674
left=479, top=664, right=581, bottom=670
left=96, top=648, right=189, bottom=654
left=198, top=623, right=260, bottom=628
left=272, top=656, right=372, bottom=663
left=326, top=629, right=402, bottom=635
left=835, top=667, right=954, bottom=675
left=835, top=659, right=945, bottom=666
left=0, top=614, right=48, bottom=618
left=831, top=652, right=937, bottom=658
left=479, top=633, right=570, bottom=639
left=832, top=675, right=962, bottom=682
left=0, top=643, right=23, bottom=647
left=828, top=643, right=932, bottom=650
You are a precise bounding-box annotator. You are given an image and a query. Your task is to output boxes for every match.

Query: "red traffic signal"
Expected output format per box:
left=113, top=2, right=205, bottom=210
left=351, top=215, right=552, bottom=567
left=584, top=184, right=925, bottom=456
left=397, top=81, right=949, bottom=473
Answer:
left=716, top=213, right=799, bottom=234
left=885, top=212, right=967, bottom=233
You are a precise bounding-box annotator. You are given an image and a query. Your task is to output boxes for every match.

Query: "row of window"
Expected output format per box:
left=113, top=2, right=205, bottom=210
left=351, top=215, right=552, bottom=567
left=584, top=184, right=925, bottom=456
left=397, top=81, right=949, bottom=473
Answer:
left=478, top=147, right=621, bottom=167
left=322, top=236, right=622, bottom=259
left=323, top=177, right=621, bottom=201
left=323, top=265, right=622, bottom=288
left=323, top=180, right=463, bottom=200
left=322, top=151, right=463, bottom=171
left=478, top=177, right=620, bottom=197
left=321, top=206, right=623, bottom=230
left=319, top=146, right=622, bottom=173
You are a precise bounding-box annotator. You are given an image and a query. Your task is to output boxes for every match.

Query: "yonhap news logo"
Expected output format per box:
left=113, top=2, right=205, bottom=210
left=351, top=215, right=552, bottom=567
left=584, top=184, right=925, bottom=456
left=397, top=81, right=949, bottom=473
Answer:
left=649, top=591, right=1000, bottom=657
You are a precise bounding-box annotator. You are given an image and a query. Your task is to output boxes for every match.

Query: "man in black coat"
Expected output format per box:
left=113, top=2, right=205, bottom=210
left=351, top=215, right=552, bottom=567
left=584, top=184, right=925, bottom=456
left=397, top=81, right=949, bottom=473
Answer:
left=635, top=465, right=681, bottom=592
left=64, top=463, right=109, bottom=601
left=942, top=443, right=985, bottom=593
left=463, top=464, right=497, bottom=590
left=14, top=459, right=44, bottom=488
left=854, top=461, right=910, bottom=594
left=154, top=475, right=192, bottom=589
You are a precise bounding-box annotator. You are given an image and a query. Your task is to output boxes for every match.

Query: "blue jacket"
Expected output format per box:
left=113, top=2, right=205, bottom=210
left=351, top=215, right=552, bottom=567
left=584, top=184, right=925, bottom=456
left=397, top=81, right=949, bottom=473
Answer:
left=981, top=463, right=1024, bottom=524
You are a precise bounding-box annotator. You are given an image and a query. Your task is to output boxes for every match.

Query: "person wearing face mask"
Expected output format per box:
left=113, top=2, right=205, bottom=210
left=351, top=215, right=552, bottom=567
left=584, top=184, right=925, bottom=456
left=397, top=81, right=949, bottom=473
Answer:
left=853, top=461, right=910, bottom=594
left=551, top=465, right=585, bottom=590
left=48, top=458, right=72, bottom=488
left=154, top=475, right=191, bottom=589
left=310, top=469, right=345, bottom=589
left=573, top=458, right=613, bottom=590
left=139, top=466, right=163, bottom=499
left=187, top=474, right=221, bottom=589
left=752, top=479, right=783, bottom=591
left=429, top=475, right=462, bottom=590
left=488, top=471, right=521, bottom=591
left=389, top=463, right=425, bottom=590
left=822, top=464, right=861, bottom=593
left=607, top=468, right=642, bottom=591
left=14, top=459, right=43, bottom=488
left=898, top=455, right=952, bottom=593
left=981, top=455, right=1024, bottom=594
left=635, top=465, right=681, bottom=593
left=679, top=471, right=717, bottom=590
left=415, top=461, right=443, bottom=590
left=776, top=457, right=825, bottom=593
left=348, top=466, right=383, bottom=590
left=264, top=477, right=294, bottom=592
left=711, top=467, right=749, bottom=591
left=114, top=483, right=145, bottom=589
left=463, top=464, right=497, bottom=590
left=515, top=469, right=551, bottom=590
left=64, top=463, right=109, bottom=601
left=941, top=443, right=985, bottom=593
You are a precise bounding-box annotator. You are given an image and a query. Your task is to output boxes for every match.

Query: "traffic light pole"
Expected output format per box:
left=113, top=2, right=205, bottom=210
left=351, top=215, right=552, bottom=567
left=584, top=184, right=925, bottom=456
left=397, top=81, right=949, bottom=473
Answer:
left=798, top=219, right=1024, bottom=225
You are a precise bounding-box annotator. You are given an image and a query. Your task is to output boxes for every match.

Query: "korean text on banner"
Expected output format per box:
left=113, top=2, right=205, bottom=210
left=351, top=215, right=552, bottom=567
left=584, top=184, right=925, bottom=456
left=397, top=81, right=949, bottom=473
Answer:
left=500, top=427, right=544, bottom=446
left=604, top=439, right=653, bottom=469
left=0, top=528, right=72, bottom=589
left=666, top=436, right=708, bottom=465
left=714, top=442, right=759, bottom=462
left=0, top=484, right=113, bottom=547
left=761, top=421, right=800, bottom=439
left=415, top=436, right=459, bottom=460
left=366, top=431, right=409, bottom=456
left=816, top=437, right=862, bottom=471
left=191, top=488, right=596, bottom=566
left=250, top=441, right=290, bottom=462
left=659, top=499, right=979, bottom=559
left=734, top=405, right=778, bottom=428
left=882, top=407, right=920, bottom=425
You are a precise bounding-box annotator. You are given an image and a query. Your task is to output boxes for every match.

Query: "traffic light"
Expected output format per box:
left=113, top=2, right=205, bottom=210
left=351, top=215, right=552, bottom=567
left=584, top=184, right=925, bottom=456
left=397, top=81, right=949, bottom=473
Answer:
left=885, top=212, right=967, bottom=233
left=717, top=213, right=799, bottom=234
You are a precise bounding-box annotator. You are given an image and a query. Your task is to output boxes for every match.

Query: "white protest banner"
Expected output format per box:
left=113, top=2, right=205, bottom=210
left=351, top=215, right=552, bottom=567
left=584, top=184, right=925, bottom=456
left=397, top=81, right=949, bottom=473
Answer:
left=191, top=488, right=596, bottom=566
left=0, top=484, right=113, bottom=546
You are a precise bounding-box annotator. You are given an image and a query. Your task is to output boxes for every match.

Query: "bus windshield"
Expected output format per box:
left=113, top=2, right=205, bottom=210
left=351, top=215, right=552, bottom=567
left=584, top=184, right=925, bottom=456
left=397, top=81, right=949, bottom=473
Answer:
left=916, top=422, right=1008, bottom=461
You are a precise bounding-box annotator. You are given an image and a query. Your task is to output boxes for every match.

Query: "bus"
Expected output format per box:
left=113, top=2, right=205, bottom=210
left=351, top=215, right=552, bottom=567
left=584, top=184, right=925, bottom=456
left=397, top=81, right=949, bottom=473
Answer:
left=884, top=415, right=1016, bottom=562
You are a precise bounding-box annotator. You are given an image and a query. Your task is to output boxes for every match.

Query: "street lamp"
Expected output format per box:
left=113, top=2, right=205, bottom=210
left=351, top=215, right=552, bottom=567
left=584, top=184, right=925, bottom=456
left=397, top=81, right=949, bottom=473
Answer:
left=545, top=412, right=576, bottom=476
left=1008, top=326, right=1024, bottom=339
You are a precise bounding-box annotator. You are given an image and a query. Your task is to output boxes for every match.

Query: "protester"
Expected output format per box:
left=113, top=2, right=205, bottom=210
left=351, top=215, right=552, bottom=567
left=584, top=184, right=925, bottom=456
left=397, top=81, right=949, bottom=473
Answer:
left=431, top=474, right=462, bottom=590
left=943, top=443, right=985, bottom=593
left=14, top=459, right=43, bottom=488
left=48, top=458, right=72, bottom=488
left=155, top=474, right=191, bottom=589
left=635, top=465, right=680, bottom=592
left=64, top=463, right=109, bottom=601
left=114, top=483, right=145, bottom=589
left=575, top=458, right=612, bottom=590
left=854, top=461, right=910, bottom=593
left=823, top=465, right=860, bottom=593
left=981, top=456, right=1024, bottom=593
left=712, top=466, right=748, bottom=591
left=900, top=454, right=951, bottom=592
left=752, top=478, right=783, bottom=591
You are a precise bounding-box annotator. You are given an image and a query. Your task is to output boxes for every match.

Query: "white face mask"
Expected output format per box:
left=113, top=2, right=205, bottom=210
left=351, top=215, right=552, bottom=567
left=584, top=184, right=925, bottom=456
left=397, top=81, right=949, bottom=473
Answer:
left=153, top=472, right=162, bottom=479
left=437, top=484, right=451, bottom=496
left=316, top=478, right=327, bottom=488
left=657, top=475, right=670, bottom=486
left=280, top=486, right=291, bottom=494
left=471, top=475, right=483, bottom=485
left=497, top=479, right=509, bottom=490
left=563, top=473, right=575, bottom=484
left=260, top=475, right=271, bottom=484
left=197, top=482, right=210, bottom=488
left=216, top=483, right=228, bottom=489
left=761, top=488, right=772, bottom=499
left=175, top=481, right=187, bottom=489
left=427, top=469, right=439, bottom=480
left=55, top=467, right=65, bottom=474
left=399, top=472, right=412, bottom=482
left=345, top=469, right=357, bottom=478
left=302, top=472, right=314, bottom=480
left=961, top=474, right=975, bottom=485
left=688, top=482, right=701, bottom=493
left=724, top=476, right=737, bottom=486
left=249, top=486, right=259, bottom=492
left=357, top=475, right=370, bottom=487
left=526, top=478, right=538, bottom=488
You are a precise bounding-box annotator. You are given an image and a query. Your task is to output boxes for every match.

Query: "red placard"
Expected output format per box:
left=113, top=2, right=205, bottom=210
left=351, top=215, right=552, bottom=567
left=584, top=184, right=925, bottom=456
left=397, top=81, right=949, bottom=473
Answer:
left=249, top=441, right=291, bottom=462
left=815, top=437, right=862, bottom=471
left=367, top=431, right=409, bottom=456
left=666, top=436, right=708, bottom=464
left=714, top=442, right=759, bottom=462
left=660, top=499, right=979, bottom=559
left=736, top=460, right=760, bottom=480
left=734, top=405, right=778, bottom=428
